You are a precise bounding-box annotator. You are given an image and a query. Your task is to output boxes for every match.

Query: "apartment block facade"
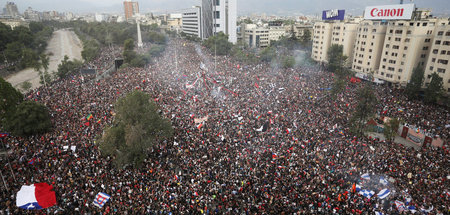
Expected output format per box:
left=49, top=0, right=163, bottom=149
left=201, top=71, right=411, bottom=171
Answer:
left=312, top=14, right=450, bottom=93
left=424, top=20, right=450, bottom=92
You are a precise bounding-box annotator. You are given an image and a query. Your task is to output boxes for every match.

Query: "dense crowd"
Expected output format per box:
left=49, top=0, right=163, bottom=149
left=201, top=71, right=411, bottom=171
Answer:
left=0, top=38, right=448, bottom=214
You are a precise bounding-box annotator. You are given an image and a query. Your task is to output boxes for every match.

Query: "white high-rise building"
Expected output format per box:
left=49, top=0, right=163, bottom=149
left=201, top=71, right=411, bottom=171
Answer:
left=202, top=0, right=237, bottom=44
left=182, top=7, right=203, bottom=39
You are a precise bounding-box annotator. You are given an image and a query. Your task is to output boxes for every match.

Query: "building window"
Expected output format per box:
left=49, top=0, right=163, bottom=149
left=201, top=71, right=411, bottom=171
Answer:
left=398, top=69, right=403, bottom=73
left=423, top=46, right=429, bottom=50
left=438, top=59, right=448, bottom=65
left=395, top=38, right=401, bottom=41
left=407, top=30, right=412, bottom=34
left=444, top=41, right=450, bottom=46
left=420, top=54, right=426, bottom=58
left=441, top=50, right=446, bottom=55
left=424, top=38, right=431, bottom=42
left=214, top=0, right=220, bottom=6
left=432, top=58, right=436, bottom=62
left=214, top=24, right=220, bottom=27
left=430, top=66, right=434, bottom=70
left=437, top=68, right=446, bottom=73
left=404, top=46, right=408, bottom=50
left=405, top=38, right=410, bottom=42
left=214, top=11, right=220, bottom=19
left=393, top=45, right=399, bottom=49
left=433, top=49, right=439, bottom=54
left=437, top=31, right=444, bottom=36
left=435, top=40, right=441, bottom=45
left=446, top=31, right=450, bottom=36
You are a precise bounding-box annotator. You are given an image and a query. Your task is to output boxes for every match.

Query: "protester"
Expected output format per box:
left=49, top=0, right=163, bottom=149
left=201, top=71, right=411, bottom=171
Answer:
left=0, top=38, right=448, bottom=214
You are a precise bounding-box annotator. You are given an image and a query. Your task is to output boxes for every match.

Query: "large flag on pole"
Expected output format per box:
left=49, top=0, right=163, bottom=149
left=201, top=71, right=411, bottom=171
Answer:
left=16, top=183, right=56, bottom=210
left=93, top=192, right=111, bottom=208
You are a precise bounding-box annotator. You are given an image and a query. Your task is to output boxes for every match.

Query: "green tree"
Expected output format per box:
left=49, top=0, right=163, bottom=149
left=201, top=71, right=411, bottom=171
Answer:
left=424, top=72, right=444, bottom=103
left=384, top=117, right=400, bottom=142
left=349, top=84, right=378, bottom=137
left=4, top=101, right=52, bottom=136
left=203, top=32, right=232, bottom=56
left=301, top=29, right=311, bottom=44
left=330, top=78, right=346, bottom=98
left=282, top=56, right=295, bottom=69
left=259, top=46, right=276, bottom=63
left=4, top=42, right=24, bottom=63
left=405, top=66, right=425, bottom=100
left=0, top=77, right=23, bottom=118
left=81, top=40, right=100, bottom=62
left=56, top=55, right=83, bottom=79
left=20, top=81, right=32, bottom=92
left=99, top=91, right=173, bottom=168
left=327, top=44, right=348, bottom=79
left=123, top=38, right=137, bottom=64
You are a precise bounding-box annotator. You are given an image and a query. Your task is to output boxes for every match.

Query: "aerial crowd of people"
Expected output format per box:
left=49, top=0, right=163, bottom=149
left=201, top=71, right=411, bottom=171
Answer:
left=0, top=37, right=448, bottom=214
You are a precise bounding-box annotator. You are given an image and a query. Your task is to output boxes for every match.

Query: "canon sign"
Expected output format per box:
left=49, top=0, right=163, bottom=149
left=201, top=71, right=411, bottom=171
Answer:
left=364, top=4, right=415, bottom=20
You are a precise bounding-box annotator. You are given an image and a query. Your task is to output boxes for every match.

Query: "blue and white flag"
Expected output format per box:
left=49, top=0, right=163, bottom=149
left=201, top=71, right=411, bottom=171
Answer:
left=379, top=176, right=388, bottom=185
left=377, top=188, right=390, bottom=199
left=359, top=190, right=375, bottom=199
left=361, top=173, right=370, bottom=180
left=407, top=205, right=417, bottom=213
left=375, top=211, right=383, bottom=215
left=93, top=192, right=110, bottom=208
left=355, top=184, right=362, bottom=192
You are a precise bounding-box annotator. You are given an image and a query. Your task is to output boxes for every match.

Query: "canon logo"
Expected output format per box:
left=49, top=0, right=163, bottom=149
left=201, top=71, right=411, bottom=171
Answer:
left=370, top=8, right=405, bottom=17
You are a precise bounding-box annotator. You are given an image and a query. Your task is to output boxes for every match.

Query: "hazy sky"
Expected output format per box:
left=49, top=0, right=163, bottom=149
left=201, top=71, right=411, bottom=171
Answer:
left=4, top=0, right=450, bottom=16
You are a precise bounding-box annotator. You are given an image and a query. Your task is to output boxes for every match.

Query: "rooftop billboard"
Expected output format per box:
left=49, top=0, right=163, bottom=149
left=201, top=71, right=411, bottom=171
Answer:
left=322, top=9, right=345, bottom=20
left=364, top=4, right=415, bottom=20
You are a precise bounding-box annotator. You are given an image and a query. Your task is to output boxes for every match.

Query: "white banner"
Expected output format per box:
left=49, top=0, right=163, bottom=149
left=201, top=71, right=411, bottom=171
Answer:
left=364, top=4, right=415, bottom=20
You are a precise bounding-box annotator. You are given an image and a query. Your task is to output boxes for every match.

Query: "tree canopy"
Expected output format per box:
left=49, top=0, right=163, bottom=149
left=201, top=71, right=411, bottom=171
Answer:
left=56, top=55, right=83, bottom=79
left=327, top=44, right=349, bottom=79
left=99, top=90, right=173, bottom=168
left=0, top=77, right=23, bottom=118
left=203, top=32, right=233, bottom=56
left=350, top=84, right=378, bottom=137
left=405, top=66, right=425, bottom=100
left=4, top=101, right=52, bottom=136
left=0, top=22, right=53, bottom=74
left=424, top=72, right=444, bottom=104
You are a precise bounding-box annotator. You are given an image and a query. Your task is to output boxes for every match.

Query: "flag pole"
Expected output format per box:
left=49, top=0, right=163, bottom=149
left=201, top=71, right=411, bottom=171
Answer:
left=0, top=170, right=8, bottom=191
left=7, top=157, right=16, bottom=182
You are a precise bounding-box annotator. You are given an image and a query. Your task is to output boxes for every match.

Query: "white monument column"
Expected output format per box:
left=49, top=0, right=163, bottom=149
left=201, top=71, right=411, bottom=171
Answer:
left=137, top=19, right=143, bottom=48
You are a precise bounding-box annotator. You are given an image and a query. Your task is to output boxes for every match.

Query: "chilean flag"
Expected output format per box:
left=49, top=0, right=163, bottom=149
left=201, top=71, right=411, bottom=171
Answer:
left=16, top=183, right=56, bottom=210
left=0, top=133, right=9, bottom=138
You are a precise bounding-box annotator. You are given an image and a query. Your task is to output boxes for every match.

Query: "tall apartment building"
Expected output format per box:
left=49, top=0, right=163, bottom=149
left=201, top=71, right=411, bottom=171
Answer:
left=202, top=0, right=237, bottom=43
left=376, top=20, right=436, bottom=86
left=312, top=20, right=360, bottom=65
left=124, top=0, right=139, bottom=20
left=352, top=21, right=388, bottom=75
left=425, top=19, right=450, bottom=93
left=312, top=4, right=450, bottom=93
left=312, top=22, right=333, bottom=62
left=331, top=21, right=359, bottom=67
left=182, top=7, right=203, bottom=39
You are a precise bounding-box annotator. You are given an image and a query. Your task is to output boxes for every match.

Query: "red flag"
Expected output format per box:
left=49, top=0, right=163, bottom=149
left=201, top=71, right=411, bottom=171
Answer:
left=255, top=83, right=259, bottom=88
left=84, top=122, right=90, bottom=126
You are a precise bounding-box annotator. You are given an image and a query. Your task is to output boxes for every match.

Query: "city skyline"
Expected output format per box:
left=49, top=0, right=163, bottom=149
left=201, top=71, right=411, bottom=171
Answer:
left=3, top=0, right=450, bottom=16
